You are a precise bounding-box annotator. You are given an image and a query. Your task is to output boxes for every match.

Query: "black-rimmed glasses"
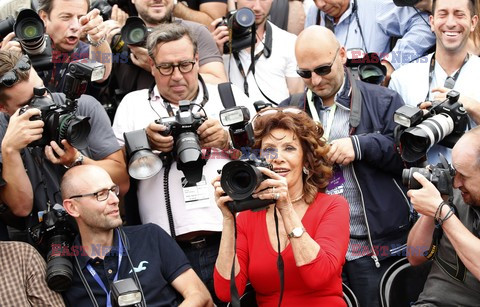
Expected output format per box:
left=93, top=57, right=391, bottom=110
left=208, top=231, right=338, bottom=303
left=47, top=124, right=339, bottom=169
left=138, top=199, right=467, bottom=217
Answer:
left=154, top=59, right=196, bottom=76
left=69, top=185, right=120, bottom=202
left=296, top=47, right=340, bottom=79
left=0, top=55, right=32, bottom=87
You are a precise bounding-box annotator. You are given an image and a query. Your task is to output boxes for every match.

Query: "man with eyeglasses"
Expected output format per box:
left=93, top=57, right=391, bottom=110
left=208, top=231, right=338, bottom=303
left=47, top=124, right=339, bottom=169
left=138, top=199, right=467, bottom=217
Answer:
left=282, top=26, right=410, bottom=307
left=61, top=164, right=213, bottom=306
left=112, top=23, right=254, bottom=306
left=389, top=0, right=480, bottom=165
left=0, top=50, right=129, bottom=242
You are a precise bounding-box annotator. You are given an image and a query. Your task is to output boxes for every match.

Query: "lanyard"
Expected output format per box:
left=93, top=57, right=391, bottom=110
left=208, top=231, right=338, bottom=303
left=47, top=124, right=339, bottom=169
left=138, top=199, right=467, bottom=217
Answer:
left=86, top=230, right=124, bottom=307
left=306, top=89, right=337, bottom=140
left=425, top=52, right=469, bottom=101
left=233, top=50, right=264, bottom=97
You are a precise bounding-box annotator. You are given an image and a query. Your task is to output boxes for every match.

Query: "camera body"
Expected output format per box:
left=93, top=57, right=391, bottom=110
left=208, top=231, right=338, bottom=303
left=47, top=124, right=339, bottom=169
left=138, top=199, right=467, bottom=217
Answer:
left=155, top=100, right=207, bottom=183
left=219, top=106, right=274, bottom=213
left=346, top=49, right=386, bottom=85
left=402, top=155, right=455, bottom=195
left=218, top=8, right=256, bottom=54
left=29, top=204, right=77, bottom=292
left=394, top=90, right=468, bottom=162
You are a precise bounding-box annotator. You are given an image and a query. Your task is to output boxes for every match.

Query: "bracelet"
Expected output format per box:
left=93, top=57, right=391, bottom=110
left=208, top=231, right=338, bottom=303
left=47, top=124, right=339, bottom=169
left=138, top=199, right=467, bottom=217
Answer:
left=434, top=201, right=447, bottom=221
left=439, top=206, right=455, bottom=226
left=87, top=34, right=106, bottom=47
left=64, top=153, right=84, bottom=169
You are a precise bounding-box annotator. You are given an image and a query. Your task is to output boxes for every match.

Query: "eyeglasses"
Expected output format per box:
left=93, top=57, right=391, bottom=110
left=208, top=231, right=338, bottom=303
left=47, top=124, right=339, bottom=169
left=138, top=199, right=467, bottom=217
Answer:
left=69, top=185, right=120, bottom=202
left=296, top=47, right=340, bottom=79
left=0, top=55, right=32, bottom=87
left=154, top=59, right=196, bottom=76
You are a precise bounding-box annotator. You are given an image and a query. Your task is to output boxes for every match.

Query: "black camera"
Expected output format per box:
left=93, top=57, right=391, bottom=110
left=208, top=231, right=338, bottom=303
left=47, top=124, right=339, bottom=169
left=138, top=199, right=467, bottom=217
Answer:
left=0, top=15, right=15, bottom=41
left=91, top=0, right=113, bottom=21
left=219, top=106, right=274, bottom=213
left=29, top=204, right=77, bottom=292
left=13, top=9, right=53, bottom=71
left=121, top=16, right=151, bottom=46
left=402, top=154, right=455, bottom=195
left=155, top=100, right=207, bottom=183
left=18, top=60, right=104, bottom=148
left=218, top=8, right=256, bottom=54
left=394, top=90, right=468, bottom=163
left=346, top=49, right=387, bottom=85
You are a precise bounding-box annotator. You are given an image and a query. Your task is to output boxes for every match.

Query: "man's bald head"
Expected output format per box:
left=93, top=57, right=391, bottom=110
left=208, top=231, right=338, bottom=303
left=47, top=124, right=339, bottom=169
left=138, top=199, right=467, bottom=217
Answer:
left=295, top=26, right=346, bottom=106
left=61, top=165, right=112, bottom=200
left=453, top=126, right=480, bottom=169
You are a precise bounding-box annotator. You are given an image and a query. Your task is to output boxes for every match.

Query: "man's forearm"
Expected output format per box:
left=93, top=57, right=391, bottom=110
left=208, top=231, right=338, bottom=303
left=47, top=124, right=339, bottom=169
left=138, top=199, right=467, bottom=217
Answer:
left=174, top=3, right=214, bottom=26
left=0, top=147, right=34, bottom=216
left=407, top=215, right=435, bottom=266
left=90, top=42, right=113, bottom=82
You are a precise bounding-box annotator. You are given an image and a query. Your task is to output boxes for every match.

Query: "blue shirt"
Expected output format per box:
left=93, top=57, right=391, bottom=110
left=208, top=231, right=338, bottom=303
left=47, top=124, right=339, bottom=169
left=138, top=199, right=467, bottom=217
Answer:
left=306, top=0, right=435, bottom=69
left=63, top=224, right=191, bottom=307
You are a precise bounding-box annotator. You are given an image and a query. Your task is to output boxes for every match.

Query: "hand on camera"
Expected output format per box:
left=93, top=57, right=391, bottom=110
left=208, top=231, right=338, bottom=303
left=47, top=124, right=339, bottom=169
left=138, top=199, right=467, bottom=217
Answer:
left=406, top=172, right=443, bottom=217
left=251, top=167, right=292, bottom=211
left=2, top=108, right=43, bottom=152
left=197, top=118, right=229, bottom=149
left=146, top=121, right=174, bottom=152
left=327, top=138, right=355, bottom=165
left=210, top=18, right=229, bottom=55
left=44, top=140, right=78, bottom=166
left=129, top=45, right=151, bottom=72
left=79, top=9, right=106, bottom=44
left=211, top=174, right=235, bottom=219
left=0, top=32, right=22, bottom=53
left=111, top=4, right=129, bottom=27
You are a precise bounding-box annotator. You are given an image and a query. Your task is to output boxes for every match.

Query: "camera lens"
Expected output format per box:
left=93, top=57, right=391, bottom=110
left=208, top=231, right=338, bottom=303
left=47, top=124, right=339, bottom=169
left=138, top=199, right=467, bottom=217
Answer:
left=221, top=160, right=265, bottom=200
left=14, top=9, right=47, bottom=55
left=402, top=167, right=432, bottom=190
left=46, top=235, right=73, bottom=292
left=400, top=113, right=454, bottom=162
left=58, top=114, right=91, bottom=150
left=121, top=17, right=148, bottom=45
left=358, top=64, right=385, bottom=85
left=234, top=8, right=255, bottom=29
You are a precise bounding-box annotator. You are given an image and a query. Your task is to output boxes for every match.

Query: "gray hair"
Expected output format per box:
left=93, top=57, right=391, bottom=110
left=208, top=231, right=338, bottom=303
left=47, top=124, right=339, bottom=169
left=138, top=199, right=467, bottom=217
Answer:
left=146, top=23, right=198, bottom=60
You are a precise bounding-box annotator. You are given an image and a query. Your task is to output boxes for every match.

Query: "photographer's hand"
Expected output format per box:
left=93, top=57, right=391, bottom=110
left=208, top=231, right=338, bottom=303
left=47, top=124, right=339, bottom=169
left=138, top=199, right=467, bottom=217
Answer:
left=44, top=140, right=79, bottom=167
left=432, top=87, right=480, bottom=124
left=146, top=121, right=174, bottom=152
left=79, top=9, right=106, bottom=44
left=326, top=138, right=355, bottom=165
left=210, top=18, right=229, bottom=55
left=211, top=174, right=235, bottom=219
left=198, top=119, right=229, bottom=150
left=2, top=108, right=43, bottom=152
left=111, top=4, right=129, bottom=27
left=252, top=167, right=291, bottom=210
left=406, top=172, right=444, bottom=217
left=0, top=32, right=22, bottom=53
left=129, top=45, right=152, bottom=72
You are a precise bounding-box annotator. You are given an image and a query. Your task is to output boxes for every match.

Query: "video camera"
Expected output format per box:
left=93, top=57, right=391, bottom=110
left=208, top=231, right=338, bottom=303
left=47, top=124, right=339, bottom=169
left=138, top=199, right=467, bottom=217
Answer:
left=402, top=153, right=455, bottom=195
left=29, top=204, right=77, bottom=292
left=0, top=9, right=53, bottom=71
left=155, top=100, right=207, bottom=184
left=217, top=8, right=256, bottom=54
left=346, top=49, right=387, bottom=85
left=19, top=60, right=105, bottom=148
left=219, top=106, right=274, bottom=213
left=394, top=90, right=468, bottom=163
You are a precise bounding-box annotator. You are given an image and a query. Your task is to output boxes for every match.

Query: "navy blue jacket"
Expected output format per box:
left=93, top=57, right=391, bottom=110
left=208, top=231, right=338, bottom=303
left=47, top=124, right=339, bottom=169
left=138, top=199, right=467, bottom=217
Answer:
left=281, top=73, right=412, bottom=263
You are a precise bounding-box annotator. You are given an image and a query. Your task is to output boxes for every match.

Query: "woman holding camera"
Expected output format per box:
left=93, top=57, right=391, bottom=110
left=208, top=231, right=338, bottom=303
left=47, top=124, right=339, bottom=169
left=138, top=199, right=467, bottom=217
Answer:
left=212, top=108, right=350, bottom=306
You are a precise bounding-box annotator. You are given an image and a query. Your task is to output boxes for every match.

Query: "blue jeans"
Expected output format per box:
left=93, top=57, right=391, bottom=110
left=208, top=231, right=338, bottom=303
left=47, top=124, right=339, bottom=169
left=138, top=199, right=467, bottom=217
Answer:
left=180, top=238, right=228, bottom=307
left=342, top=255, right=402, bottom=307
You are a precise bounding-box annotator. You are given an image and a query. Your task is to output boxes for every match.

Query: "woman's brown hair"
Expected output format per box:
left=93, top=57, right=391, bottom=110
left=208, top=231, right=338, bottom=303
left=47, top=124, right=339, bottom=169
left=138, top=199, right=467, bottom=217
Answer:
left=252, top=108, right=332, bottom=204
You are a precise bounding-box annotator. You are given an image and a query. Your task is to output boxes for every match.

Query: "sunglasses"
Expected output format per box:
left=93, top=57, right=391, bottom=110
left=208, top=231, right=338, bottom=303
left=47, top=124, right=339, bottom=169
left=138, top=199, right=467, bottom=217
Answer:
left=296, top=47, right=340, bottom=79
left=0, top=55, right=32, bottom=87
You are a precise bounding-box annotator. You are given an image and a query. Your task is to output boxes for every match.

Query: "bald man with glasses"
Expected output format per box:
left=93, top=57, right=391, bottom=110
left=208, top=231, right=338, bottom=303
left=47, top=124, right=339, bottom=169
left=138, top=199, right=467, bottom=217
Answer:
left=281, top=26, right=411, bottom=307
left=112, top=22, right=255, bottom=306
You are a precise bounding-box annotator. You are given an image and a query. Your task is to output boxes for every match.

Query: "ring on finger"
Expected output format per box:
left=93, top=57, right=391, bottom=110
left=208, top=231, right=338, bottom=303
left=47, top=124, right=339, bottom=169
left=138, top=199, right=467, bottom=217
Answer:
left=274, top=193, right=280, bottom=200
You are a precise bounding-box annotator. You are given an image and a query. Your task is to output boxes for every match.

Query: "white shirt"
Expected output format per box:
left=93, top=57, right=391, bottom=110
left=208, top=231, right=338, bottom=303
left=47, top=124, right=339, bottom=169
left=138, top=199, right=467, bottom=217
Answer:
left=112, top=80, right=256, bottom=235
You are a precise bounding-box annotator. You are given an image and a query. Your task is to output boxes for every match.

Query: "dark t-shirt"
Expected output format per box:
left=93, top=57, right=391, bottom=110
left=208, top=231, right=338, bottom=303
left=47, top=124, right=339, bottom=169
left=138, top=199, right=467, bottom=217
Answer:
left=184, top=0, right=227, bottom=11
left=63, top=224, right=191, bottom=307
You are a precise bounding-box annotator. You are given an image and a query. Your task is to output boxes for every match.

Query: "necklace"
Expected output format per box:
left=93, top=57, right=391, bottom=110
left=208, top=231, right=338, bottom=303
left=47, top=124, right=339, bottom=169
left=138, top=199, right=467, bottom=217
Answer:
left=291, top=194, right=304, bottom=203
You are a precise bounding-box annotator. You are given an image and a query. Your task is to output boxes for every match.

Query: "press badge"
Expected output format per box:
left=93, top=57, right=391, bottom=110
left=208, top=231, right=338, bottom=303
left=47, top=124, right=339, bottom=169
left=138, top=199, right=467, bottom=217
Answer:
left=181, top=176, right=211, bottom=209
left=326, top=165, right=345, bottom=195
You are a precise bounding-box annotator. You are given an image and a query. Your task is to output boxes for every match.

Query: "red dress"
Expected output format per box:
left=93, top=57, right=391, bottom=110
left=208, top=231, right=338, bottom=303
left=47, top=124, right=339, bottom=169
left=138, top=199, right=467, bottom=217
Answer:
left=214, top=193, right=350, bottom=306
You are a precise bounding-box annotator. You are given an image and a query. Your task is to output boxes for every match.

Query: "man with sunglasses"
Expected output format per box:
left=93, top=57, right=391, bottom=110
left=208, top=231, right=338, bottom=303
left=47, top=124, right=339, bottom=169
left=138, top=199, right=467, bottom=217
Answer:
left=389, top=0, right=480, bottom=165
left=0, top=50, right=129, bottom=242
left=112, top=23, right=254, bottom=306
left=61, top=164, right=213, bottom=306
left=305, top=0, right=435, bottom=86
left=282, top=26, right=410, bottom=307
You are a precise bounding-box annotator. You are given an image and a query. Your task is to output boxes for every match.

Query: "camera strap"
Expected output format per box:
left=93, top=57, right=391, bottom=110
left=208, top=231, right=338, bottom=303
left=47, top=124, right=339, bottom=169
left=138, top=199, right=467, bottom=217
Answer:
left=85, top=229, right=124, bottom=307
left=425, top=52, right=470, bottom=102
